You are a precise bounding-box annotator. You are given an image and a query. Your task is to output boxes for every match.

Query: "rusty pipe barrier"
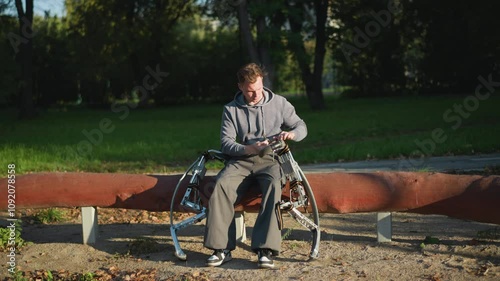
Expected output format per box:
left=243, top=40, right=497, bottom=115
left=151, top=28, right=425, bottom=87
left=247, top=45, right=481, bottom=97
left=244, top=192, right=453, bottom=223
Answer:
left=1, top=172, right=499, bottom=224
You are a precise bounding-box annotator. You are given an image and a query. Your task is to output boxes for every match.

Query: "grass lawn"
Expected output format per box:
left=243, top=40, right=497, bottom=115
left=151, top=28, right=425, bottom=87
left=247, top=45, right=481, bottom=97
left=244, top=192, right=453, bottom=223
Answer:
left=1, top=94, right=499, bottom=174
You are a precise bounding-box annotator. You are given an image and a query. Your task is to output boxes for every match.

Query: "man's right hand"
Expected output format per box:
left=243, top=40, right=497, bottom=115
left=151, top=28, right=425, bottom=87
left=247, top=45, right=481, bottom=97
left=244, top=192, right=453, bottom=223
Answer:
left=245, top=140, right=269, bottom=155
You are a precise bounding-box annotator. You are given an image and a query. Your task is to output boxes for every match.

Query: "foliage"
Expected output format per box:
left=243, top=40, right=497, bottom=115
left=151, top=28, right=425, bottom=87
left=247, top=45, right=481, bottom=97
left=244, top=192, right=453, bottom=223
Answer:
left=0, top=220, right=26, bottom=251
left=33, top=14, right=79, bottom=106
left=2, top=0, right=499, bottom=109
left=281, top=228, right=294, bottom=240
left=0, top=14, right=19, bottom=105
left=33, top=208, right=66, bottom=224
left=64, top=0, right=198, bottom=105
left=330, top=0, right=500, bottom=97
left=331, top=0, right=408, bottom=97
left=157, top=14, right=242, bottom=105
left=9, top=267, right=28, bottom=281
left=419, top=235, right=440, bottom=248
left=10, top=268, right=156, bottom=281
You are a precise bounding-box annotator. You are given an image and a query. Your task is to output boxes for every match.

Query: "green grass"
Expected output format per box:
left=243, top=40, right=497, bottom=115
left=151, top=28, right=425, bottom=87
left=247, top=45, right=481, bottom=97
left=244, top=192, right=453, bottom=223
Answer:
left=1, top=95, right=499, bottom=174
left=32, top=208, right=66, bottom=224
left=0, top=220, right=26, bottom=251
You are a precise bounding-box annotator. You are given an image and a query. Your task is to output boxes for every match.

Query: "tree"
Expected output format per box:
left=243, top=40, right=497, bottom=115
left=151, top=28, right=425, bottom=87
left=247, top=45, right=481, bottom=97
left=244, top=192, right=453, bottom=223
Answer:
left=65, top=0, right=195, bottom=105
left=0, top=3, right=19, bottom=105
left=0, top=1, right=9, bottom=13
left=285, top=0, right=328, bottom=110
left=401, top=0, right=500, bottom=94
left=14, top=0, right=36, bottom=118
left=211, top=0, right=328, bottom=109
left=232, top=0, right=280, bottom=88
left=330, top=0, right=500, bottom=97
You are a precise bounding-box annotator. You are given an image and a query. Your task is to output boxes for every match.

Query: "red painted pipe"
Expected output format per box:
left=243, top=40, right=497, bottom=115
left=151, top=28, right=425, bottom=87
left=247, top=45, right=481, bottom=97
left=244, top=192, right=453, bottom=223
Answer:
left=1, top=172, right=499, bottom=224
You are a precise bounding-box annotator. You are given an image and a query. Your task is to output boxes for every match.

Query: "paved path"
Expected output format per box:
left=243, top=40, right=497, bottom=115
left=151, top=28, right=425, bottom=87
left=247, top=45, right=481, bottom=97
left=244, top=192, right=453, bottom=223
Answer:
left=301, top=153, right=500, bottom=173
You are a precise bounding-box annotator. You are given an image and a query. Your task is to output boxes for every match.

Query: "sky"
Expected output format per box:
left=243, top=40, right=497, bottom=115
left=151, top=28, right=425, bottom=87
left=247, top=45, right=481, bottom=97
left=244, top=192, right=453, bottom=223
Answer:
left=3, top=0, right=65, bottom=17
left=34, top=0, right=65, bottom=17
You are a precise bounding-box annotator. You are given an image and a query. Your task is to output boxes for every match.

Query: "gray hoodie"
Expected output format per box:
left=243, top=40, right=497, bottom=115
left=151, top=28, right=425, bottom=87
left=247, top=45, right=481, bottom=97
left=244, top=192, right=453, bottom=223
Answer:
left=220, top=87, right=307, bottom=156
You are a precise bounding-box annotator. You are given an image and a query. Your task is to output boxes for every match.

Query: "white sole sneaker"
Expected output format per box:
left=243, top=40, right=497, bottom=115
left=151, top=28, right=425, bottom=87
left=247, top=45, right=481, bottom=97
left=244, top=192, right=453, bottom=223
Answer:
left=258, top=262, right=275, bottom=269
left=258, top=252, right=275, bottom=269
left=206, top=251, right=232, bottom=267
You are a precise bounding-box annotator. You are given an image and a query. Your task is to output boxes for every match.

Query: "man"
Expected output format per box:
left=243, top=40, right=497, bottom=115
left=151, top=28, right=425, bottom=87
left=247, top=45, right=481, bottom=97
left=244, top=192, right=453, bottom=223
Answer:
left=204, top=63, right=307, bottom=269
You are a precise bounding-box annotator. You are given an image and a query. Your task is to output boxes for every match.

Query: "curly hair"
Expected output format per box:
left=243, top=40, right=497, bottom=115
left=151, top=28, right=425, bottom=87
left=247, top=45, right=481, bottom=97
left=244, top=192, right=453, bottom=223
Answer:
left=236, top=63, right=267, bottom=84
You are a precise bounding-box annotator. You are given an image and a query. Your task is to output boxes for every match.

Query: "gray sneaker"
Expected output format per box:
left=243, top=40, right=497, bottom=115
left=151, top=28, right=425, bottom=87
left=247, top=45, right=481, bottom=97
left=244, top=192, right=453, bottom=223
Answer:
left=206, top=250, right=232, bottom=267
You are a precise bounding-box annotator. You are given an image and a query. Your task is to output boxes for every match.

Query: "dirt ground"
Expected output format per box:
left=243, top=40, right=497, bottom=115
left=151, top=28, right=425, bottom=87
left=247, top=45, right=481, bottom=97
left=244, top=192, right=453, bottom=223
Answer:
left=1, top=208, right=500, bottom=281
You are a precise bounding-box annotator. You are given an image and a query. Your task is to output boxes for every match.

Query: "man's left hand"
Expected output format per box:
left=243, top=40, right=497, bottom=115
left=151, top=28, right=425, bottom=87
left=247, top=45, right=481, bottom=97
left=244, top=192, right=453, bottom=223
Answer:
left=278, top=131, right=295, bottom=141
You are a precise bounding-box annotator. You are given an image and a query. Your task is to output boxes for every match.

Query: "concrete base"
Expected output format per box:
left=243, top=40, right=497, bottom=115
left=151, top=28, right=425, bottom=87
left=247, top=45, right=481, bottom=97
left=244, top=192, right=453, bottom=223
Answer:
left=81, top=206, right=98, bottom=244
left=81, top=209, right=395, bottom=245
left=235, top=211, right=247, bottom=242
left=377, top=212, right=392, bottom=242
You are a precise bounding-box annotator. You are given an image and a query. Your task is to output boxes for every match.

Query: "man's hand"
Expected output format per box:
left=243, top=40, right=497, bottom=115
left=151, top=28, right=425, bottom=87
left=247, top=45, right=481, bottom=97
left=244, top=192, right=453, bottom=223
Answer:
left=245, top=139, right=269, bottom=155
left=277, top=131, right=295, bottom=141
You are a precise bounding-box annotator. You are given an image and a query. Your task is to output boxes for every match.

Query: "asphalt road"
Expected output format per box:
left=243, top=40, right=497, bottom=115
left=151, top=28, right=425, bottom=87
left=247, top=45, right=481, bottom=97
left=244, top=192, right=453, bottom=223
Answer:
left=301, top=153, right=500, bottom=173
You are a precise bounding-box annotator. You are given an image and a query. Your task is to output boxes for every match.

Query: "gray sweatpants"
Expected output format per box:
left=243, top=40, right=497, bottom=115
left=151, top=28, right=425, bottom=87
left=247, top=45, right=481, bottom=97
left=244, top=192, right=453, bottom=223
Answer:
left=204, top=154, right=283, bottom=254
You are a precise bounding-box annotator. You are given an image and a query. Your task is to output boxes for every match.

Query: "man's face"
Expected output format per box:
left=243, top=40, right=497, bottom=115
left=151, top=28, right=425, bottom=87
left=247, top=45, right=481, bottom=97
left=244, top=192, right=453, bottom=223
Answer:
left=239, top=76, right=264, bottom=106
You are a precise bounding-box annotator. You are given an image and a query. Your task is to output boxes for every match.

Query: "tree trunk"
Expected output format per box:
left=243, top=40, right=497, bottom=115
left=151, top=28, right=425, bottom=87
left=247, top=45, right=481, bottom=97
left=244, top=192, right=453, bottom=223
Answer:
left=15, top=0, right=36, bottom=119
left=236, top=0, right=259, bottom=63
left=236, top=0, right=278, bottom=88
left=310, top=0, right=327, bottom=109
left=286, top=0, right=327, bottom=110
left=254, top=12, right=274, bottom=88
